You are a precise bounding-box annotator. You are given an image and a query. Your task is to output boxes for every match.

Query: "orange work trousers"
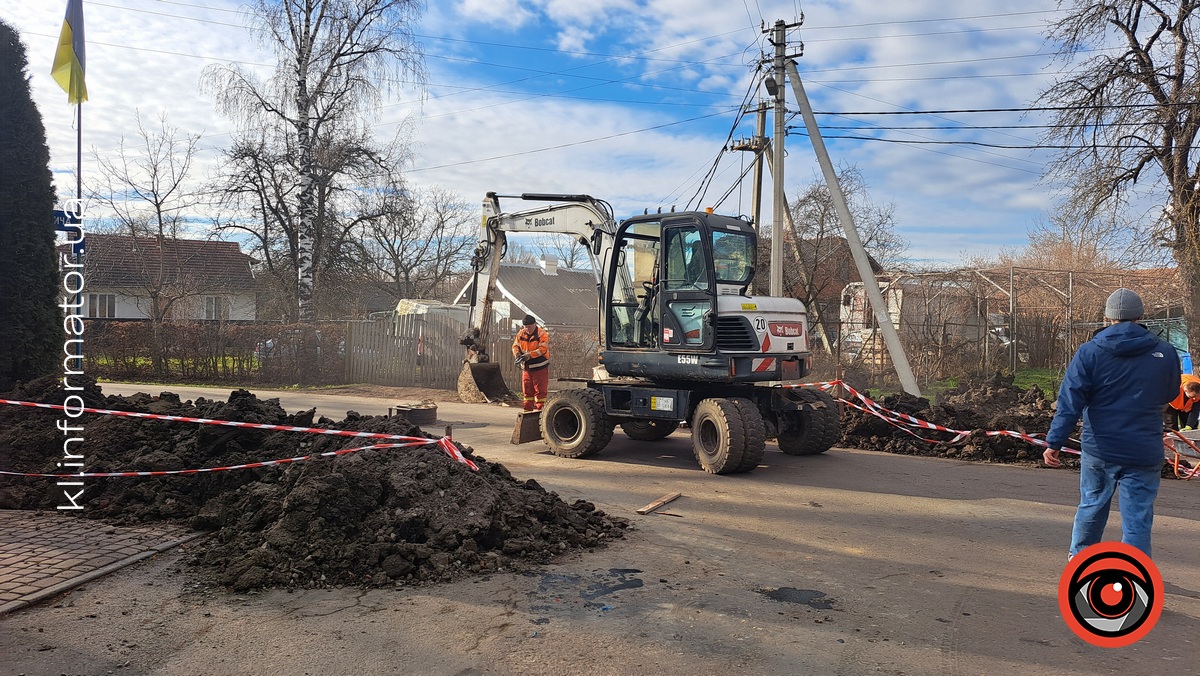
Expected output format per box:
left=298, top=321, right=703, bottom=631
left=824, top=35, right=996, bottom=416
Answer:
left=522, top=366, right=549, bottom=411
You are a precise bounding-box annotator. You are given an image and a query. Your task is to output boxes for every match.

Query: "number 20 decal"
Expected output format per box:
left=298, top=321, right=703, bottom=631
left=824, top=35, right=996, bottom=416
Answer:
left=754, top=317, right=767, bottom=332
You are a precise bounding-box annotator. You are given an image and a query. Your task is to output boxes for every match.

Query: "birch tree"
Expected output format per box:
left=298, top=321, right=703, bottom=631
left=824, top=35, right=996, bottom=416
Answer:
left=204, top=0, right=424, bottom=322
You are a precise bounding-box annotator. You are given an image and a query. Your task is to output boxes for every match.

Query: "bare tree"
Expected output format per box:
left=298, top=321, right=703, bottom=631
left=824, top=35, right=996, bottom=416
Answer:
left=503, top=242, right=541, bottom=266
left=1037, top=1, right=1200, bottom=348
left=204, top=0, right=424, bottom=322
left=357, top=185, right=476, bottom=302
left=532, top=233, right=589, bottom=269
left=92, top=112, right=201, bottom=241
left=214, top=126, right=402, bottom=320
left=782, top=166, right=907, bottom=349
left=89, top=113, right=214, bottom=373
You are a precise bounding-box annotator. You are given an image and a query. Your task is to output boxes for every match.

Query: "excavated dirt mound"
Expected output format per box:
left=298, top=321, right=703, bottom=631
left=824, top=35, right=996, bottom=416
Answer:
left=840, top=373, right=1062, bottom=464
left=839, top=372, right=1185, bottom=477
left=0, top=375, right=629, bottom=590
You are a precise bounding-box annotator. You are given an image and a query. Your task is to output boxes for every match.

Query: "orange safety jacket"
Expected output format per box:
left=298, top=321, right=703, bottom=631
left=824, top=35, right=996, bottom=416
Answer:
left=512, top=324, right=550, bottom=370
left=1169, top=373, right=1200, bottom=412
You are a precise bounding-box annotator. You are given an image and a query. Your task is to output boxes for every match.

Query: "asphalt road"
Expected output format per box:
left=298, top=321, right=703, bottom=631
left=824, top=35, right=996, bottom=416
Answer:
left=2, top=383, right=1198, bottom=675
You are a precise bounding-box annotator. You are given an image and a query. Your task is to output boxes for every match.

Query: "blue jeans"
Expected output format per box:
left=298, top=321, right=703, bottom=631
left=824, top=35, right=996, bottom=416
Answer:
left=1070, top=454, right=1161, bottom=558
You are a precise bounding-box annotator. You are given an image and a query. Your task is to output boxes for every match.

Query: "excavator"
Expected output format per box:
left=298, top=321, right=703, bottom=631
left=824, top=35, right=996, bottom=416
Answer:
left=459, top=192, right=839, bottom=474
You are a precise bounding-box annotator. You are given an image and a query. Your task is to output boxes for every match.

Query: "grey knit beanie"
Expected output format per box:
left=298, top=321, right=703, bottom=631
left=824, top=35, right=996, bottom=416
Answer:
left=1104, top=288, right=1144, bottom=321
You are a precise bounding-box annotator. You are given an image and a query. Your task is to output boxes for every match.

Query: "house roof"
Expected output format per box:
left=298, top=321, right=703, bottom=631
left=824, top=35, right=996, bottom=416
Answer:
left=68, top=234, right=256, bottom=291
left=455, top=261, right=600, bottom=329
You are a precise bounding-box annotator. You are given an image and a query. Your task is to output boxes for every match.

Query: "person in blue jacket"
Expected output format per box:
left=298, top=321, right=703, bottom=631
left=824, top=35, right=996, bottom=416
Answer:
left=1043, top=288, right=1179, bottom=559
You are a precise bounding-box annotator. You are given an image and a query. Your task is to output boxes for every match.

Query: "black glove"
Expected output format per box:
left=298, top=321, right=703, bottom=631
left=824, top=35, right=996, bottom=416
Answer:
left=515, top=352, right=529, bottom=366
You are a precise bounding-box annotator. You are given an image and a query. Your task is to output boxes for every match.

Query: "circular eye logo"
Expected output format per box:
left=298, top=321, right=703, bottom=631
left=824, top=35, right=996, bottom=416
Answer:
left=1057, top=542, right=1163, bottom=648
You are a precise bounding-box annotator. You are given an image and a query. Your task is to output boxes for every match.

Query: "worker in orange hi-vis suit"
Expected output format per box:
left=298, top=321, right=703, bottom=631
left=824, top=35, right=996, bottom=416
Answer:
left=1165, top=373, right=1200, bottom=430
left=512, top=314, right=550, bottom=411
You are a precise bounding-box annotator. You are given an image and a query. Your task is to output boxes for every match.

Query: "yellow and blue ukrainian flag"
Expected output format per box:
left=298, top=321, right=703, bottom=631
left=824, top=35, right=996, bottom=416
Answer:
left=51, top=0, right=87, bottom=104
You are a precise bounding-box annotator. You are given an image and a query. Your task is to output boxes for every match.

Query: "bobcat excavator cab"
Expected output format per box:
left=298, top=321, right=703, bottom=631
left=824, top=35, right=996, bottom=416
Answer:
left=461, top=193, right=840, bottom=474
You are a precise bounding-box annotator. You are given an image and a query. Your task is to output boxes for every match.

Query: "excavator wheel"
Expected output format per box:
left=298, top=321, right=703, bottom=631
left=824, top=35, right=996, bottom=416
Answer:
left=620, top=419, right=679, bottom=441
left=690, top=398, right=747, bottom=475
left=541, top=388, right=614, bottom=458
left=777, top=388, right=841, bottom=456
left=729, top=398, right=767, bottom=473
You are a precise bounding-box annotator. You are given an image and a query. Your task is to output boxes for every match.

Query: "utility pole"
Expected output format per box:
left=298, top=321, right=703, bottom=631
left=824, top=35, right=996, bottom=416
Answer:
left=769, top=19, right=789, bottom=297
left=752, top=100, right=766, bottom=238
left=728, top=100, right=768, bottom=292
left=757, top=18, right=919, bottom=395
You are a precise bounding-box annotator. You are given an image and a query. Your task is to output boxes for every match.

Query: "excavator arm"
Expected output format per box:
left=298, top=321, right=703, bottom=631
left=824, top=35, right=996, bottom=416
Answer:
left=458, top=193, right=617, bottom=402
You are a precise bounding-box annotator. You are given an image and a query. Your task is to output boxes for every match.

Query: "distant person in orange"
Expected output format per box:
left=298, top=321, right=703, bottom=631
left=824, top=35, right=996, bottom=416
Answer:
left=1164, top=375, right=1200, bottom=430
left=512, top=314, right=550, bottom=412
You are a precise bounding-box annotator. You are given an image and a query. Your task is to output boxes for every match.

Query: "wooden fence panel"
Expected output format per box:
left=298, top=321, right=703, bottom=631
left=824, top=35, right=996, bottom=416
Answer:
left=344, top=315, right=470, bottom=390
left=345, top=317, right=599, bottom=392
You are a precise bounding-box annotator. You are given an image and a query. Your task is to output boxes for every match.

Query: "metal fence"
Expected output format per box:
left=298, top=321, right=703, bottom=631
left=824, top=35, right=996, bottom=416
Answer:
left=814, top=265, right=1187, bottom=389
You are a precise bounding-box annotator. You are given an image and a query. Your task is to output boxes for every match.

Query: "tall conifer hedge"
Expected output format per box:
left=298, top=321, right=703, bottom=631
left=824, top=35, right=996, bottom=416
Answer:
left=0, top=21, right=62, bottom=391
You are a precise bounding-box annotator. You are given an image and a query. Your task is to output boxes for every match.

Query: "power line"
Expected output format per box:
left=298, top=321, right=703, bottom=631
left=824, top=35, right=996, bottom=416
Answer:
left=800, top=9, right=1063, bottom=30
left=792, top=132, right=1155, bottom=150
left=804, top=23, right=1048, bottom=44
left=89, top=1, right=1079, bottom=84
left=808, top=122, right=1149, bottom=131
left=408, top=110, right=732, bottom=173
left=811, top=102, right=1192, bottom=115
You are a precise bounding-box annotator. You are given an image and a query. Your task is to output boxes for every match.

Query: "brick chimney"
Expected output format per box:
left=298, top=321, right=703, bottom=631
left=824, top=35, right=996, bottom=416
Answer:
left=539, top=253, right=558, bottom=275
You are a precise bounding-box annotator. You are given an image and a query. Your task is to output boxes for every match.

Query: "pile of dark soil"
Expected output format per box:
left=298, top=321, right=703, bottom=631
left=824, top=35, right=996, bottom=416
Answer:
left=0, top=375, right=629, bottom=590
left=839, top=373, right=1060, bottom=464
left=838, top=373, right=1186, bottom=477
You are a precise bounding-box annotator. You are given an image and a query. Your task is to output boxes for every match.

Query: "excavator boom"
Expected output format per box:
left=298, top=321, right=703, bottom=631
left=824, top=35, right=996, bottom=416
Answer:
left=458, top=194, right=617, bottom=403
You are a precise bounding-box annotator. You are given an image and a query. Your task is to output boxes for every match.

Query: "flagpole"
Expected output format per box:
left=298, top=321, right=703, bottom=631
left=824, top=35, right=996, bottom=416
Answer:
left=76, top=103, right=82, bottom=203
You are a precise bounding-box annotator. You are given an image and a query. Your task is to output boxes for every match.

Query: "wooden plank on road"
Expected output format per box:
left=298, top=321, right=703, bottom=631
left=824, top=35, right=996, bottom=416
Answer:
left=636, top=492, right=682, bottom=515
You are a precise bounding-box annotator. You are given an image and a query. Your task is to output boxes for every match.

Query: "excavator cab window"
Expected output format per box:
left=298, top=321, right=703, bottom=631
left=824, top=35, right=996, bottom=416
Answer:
left=660, top=224, right=714, bottom=349
left=712, top=230, right=754, bottom=284
left=607, top=223, right=661, bottom=348
left=663, top=228, right=710, bottom=291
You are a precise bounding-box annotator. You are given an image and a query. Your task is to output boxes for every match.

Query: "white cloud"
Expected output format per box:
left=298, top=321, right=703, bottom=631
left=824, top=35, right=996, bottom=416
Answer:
left=453, top=0, right=535, bottom=29
left=0, top=0, right=1136, bottom=265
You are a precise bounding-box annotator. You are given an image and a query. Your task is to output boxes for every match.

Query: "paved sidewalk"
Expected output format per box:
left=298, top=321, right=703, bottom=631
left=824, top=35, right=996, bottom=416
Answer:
left=0, top=510, right=200, bottom=616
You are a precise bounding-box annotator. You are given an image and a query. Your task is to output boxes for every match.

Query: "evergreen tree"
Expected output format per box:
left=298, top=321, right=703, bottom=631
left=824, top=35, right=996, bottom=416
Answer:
left=0, top=21, right=62, bottom=391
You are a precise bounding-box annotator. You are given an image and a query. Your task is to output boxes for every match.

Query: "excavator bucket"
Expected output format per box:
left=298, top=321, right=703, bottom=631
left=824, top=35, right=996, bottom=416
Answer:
left=457, top=362, right=512, bottom=403
left=511, top=411, right=543, bottom=444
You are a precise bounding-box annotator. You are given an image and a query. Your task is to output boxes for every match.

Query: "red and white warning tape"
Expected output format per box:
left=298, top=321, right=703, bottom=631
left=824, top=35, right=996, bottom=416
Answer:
left=794, top=380, right=1081, bottom=456
left=1164, top=430, right=1200, bottom=480
left=0, top=381, right=1115, bottom=476
left=0, top=399, right=479, bottom=473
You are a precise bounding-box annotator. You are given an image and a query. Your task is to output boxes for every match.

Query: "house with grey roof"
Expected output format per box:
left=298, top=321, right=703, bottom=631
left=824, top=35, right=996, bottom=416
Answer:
left=66, top=234, right=257, bottom=321
left=452, top=255, right=599, bottom=333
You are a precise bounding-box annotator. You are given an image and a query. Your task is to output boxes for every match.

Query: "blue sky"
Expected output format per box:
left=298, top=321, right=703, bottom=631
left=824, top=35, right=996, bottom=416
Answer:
left=3, top=1, right=1092, bottom=265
